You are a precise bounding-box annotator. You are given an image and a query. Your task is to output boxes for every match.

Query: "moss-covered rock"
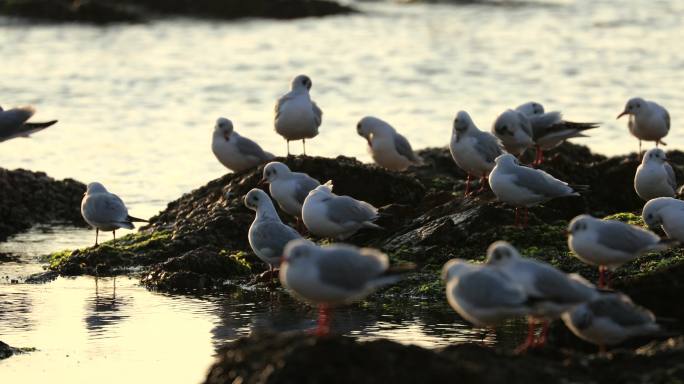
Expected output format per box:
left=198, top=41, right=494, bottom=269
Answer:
left=203, top=333, right=684, bottom=384
left=0, top=168, right=86, bottom=241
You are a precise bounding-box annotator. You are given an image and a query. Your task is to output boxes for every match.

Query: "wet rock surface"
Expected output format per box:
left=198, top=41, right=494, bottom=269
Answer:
left=0, top=168, right=86, bottom=242
left=203, top=333, right=684, bottom=384
left=0, top=0, right=355, bottom=23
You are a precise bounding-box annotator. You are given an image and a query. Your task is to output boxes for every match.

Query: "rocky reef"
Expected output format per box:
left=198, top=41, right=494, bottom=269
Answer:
left=203, top=333, right=684, bottom=384
left=0, top=340, right=35, bottom=360
left=0, top=0, right=355, bottom=24
left=0, top=168, right=86, bottom=242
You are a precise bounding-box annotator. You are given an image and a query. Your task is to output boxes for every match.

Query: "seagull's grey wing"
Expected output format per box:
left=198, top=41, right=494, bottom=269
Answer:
left=456, top=270, right=528, bottom=308
left=596, top=221, right=659, bottom=254
left=235, top=136, right=271, bottom=162
left=87, top=193, right=129, bottom=224
left=0, top=107, right=36, bottom=140
left=528, top=112, right=562, bottom=134
left=516, top=111, right=534, bottom=138
left=512, top=166, right=573, bottom=197
left=588, top=294, right=655, bottom=326
left=665, top=163, right=677, bottom=190
left=474, top=131, right=503, bottom=163
left=530, top=265, right=594, bottom=303
left=251, top=220, right=301, bottom=258
left=274, top=92, right=295, bottom=121
left=664, top=109, right=670, bottom=132
left=312, top=101, right=322, bottom=127
left=393, top=132, right=419, bottom=162
left=293, top=174, right=320, bottom=204
left=316, top=250, right=383, bottom=291
left=326, top=196, right=378, bottom=225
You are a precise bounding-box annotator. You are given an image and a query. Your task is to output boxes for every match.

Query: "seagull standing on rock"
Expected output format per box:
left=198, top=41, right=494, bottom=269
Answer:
left=0, top=105, right=57, bottom=142
left=486, top=241, right=599, bottom=352
left=356, top=116, right=421, bottom=171
left=449, top=111, right=503, bottom=195
left=643, top=197, right=684, bottom=242
left=488, top=154, right=585, bottom=226
left=81, top=182, right=148, bottom=246
left=561, top=292, right=660, bottom=353
left=274, top=74, right=322, bottom=155
left=492, top=109, right=534, bottom=158
left=617, top=97, right=670, bottom=157
left=280, top=239, right=405, bottom=335
left=567, top=214, right=676, bottom=288
left=211, top=117, right=274, bottom=172
left=301, top=181, right=381, bottom=240
left=244, top=188, right=303, bottom=284
left=634, top=148, right=676, bottom=201
left=262, top=161, right=320, bottom=224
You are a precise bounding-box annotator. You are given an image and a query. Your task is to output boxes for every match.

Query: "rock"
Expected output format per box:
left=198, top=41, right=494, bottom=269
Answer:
left=0, top=340, right=36, bottom=360
left=0, top=168, right=86, bottom=241
left=203, top=333, right=684, bottom=384
left=0, top=0, right=355, bottom=23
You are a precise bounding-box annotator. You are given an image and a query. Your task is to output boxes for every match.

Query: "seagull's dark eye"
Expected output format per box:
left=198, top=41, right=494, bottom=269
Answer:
left=647, top=214, right=653, bottom=220
left=254, top=196, right=259, bottom=201
left=636, top=103, right=641, bottom=108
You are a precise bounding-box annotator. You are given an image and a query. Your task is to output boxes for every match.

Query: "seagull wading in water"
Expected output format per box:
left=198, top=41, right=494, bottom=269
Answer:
left=211, top=117, right=274, bottom=172
left=0, top=105, right=57, bottom=142
left=280, top=239, right=407, bottom=335
left=617, top=97, right=670, bottom=158
left=81, top=182, right=147, bottom=246
left=450, top=111, right=503, bottom=195
left=356, top=116, right=421, bottom=171
left=274, top=74, right=322, bottom=155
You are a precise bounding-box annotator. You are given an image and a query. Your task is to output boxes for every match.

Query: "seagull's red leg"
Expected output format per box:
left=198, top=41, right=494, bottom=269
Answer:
left=638, top=140, right=642, bottom=161
left=598, top=265, right=605, bottom=288
left=523, top=207, right=529, bottom=227
left=605, top=268, right=612, bottom=288
left=303, top=139, right=307, bottom=155
left=535, top=320, right=550, bottom=347
left=515, top=317, right=536, bottom=354
left=476, top=175, right=487, bottom=193
left=95, top=228, right=99, bottom=247
left=316, top=304, right=330, bottom=336
left=113, top=230, right=116, bottom=240
left=514, top=208, right=520, bottom=227
left=465, top=174, right=472, bottom=196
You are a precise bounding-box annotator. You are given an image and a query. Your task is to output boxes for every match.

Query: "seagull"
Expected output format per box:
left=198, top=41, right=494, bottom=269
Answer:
left=493, top=103, right=599, bottom=165
left=441, top=258, right=530, bottom=327
left=561, top=292, right=659, bottom=353
left=211, top=117, right=274, bottom=172
left=642, top=197, right=684, bottom=242
left=485, top=241, right=599, bottom=351
left=488, top=154, right=584, bottom=226
left=301, top=181, right=381, bottom=240
left=81, top=182, right=147, bottom=246
left=274, top=74, right=322, bottom=155
left=567, top=214, right=675, bottom=288
left=356, top=116, right=421, bottom=171
left=244, top=188, right=303, bottom=284
left=449, top=111, right=503, bottom=195
left=262, top=162, right=320, bottom=221
left=617, top=97, right=670, bottom=158
left=634, top=148, right=676, bottom=201
left=0, top=105, right=57, bottom=142
left=280, top=239, right=405, bottom=335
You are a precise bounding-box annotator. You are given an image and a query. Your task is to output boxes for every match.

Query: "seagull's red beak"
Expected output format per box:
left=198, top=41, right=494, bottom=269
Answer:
left=366, top=137, right=372, bottom=148
left=616, top=111, right=628, bottom=119
left=224, top=132, right=230, bottom=141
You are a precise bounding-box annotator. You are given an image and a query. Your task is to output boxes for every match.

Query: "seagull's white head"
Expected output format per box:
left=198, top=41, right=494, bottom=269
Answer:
left=215, top=117, right=234, bottom=141
left=567, top=214, right=597, bottom=237
left=642, top=148, right=667, bottom=165
left=452, top=111, right=475, bottom=142
left=244, top=188, right=270, bottom=211
left=86, top=182, right=108, bottom=195
left=291, top=74, right=313, bottom=91
left=441, top=258, right=474, bottom=281
left=493, top=153, right=519, bottom=167
left=618, top=97, right=647, bottom=119
left=485, top=241, right=522, bottom=267
left=642, top=197, right=672, bottom=229
left=516, top=101, right=545, bottom=116
left=262, top=162, right=292, bottom=183
left=493, top=109, right=525, bottom=138
left=282, top=239, right=317, bottom=264
left=357, top=116, right=393, bottom=144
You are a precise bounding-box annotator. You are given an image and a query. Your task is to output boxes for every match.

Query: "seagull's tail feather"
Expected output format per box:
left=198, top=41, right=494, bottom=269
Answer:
left=561, top=121, right=600, bottom=132
left=24, top=120, right=58, bottom=130
left=117, top=222, right=135, bottom=230
left=569, top=184, right=590, bottom=193
left=653, top=238, right=679, bottom=251
left=127, top=215, right=148, bottom=223
left=363, top=222, right=383, bottom=230
left=369, top=263, right=416, bottom=290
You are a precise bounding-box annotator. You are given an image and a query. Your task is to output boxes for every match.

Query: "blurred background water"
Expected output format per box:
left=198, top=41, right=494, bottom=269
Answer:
left=1, top=0, right=683, bottom=382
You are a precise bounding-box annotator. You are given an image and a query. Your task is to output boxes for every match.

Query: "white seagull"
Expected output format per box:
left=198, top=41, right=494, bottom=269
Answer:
left=81, top=182, right=147, bottom=246
left=488, top=154, right=584, bottom=226
left=274, top=74, right=322, bottom=155
left=617, top=97, right=670, bottom=157
left=244, top=188, right=302, bottom=282
left=0, top=105, right=57, bottom=142
left=356, top=116, right=421, bottom=171
left=262, top=162, right=320, bottom=220
left=643, top=197, right=684, bottom=242
left=211, top=117, right=274, bottom=172
left=485, top=241, right=599, bottom=351
left=561, top=292, right=659, bottom=353
left=491, top=109, right=535, bottom=157
left=280, top=239, right=404, bottom=335
left=567, top=214, right=675, bottom=287
left=450, top=111, right=503, bottom=195
left=301, top=181, right=381, bottom=240
left=634, top=148, right=676, bottom=201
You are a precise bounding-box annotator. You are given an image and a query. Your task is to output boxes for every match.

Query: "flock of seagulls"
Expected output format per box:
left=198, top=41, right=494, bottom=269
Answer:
left=2, top=74, right=678, bottom=353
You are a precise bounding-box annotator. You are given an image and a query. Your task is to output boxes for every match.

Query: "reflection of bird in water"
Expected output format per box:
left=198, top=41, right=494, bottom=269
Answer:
left=85, top=277, right=130, bottom=336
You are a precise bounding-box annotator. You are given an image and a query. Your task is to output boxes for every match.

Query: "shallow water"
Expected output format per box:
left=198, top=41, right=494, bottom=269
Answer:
left=1, top=0, right=683, bottom=381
